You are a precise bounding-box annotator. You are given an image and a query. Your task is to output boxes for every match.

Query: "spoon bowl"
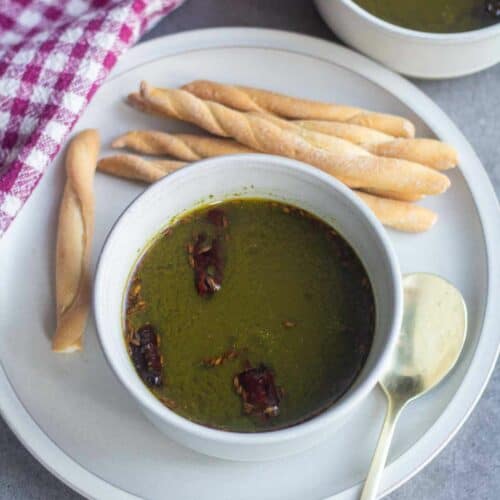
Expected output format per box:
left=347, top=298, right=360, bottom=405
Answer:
left=381, top=273, right=467, bottom=400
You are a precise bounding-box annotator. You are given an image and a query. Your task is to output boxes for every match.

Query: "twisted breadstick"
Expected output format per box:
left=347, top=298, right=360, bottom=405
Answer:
left=53, top=130, right=100, bottom=353
left=295, top=120, right=457, bottom=170
left=139, top=82, right=449, bottom=196
left=127, top=92, right=165, bottom=117
left=98, top=154, right=186, bottom=183
left=365, top=139, right=457, bottom=170
left=99, top=154, right=435, bottom=232
left=112, top=129, right=422, bottom=202
left=356, top=192, right=437, bottom=233
left=181, top=80, right=415, bottom=138
left=112, top=131, right=253, bottom=160
left=127, top=93, right=456, bottom=171
left=251, top=112, right=423, bottom=201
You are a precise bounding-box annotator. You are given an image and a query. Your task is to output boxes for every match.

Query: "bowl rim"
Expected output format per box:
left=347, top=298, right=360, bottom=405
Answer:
left=94, top=153, right=403, bottom=446
left=340, top=0, right=500, bottom=41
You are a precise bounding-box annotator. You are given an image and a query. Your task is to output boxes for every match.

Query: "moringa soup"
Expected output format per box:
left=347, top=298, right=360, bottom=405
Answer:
left=125, top=199, right=375, bottom=432
left=353, top=0, right=500, bottom=33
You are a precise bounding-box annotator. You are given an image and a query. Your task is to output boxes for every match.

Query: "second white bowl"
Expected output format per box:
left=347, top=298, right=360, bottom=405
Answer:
left=315, top=0, right=500, bottom=79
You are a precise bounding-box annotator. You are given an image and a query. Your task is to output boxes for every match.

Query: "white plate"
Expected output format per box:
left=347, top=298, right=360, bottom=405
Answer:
left=0, top=28, right=499, bottom=500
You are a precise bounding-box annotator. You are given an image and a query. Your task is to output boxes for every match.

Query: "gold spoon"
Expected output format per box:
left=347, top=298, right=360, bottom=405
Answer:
left=360, top=273, right=467, bottom=500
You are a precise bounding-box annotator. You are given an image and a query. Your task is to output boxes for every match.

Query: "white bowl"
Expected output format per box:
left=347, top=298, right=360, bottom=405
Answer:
left=315, top=0, right=500, bottom=79
left=94, top=154, right=402, bottom=461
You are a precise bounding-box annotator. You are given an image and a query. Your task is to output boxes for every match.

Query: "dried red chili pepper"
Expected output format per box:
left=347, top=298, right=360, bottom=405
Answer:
left=130, top=324, right=163, bottom=387
left=187, top=208, right=228, bottom=296
left=206, top=208, right=229, bottom=228
left=191, top=232, right=224, bottom=296
left=234, top=364, right=281, bottom=418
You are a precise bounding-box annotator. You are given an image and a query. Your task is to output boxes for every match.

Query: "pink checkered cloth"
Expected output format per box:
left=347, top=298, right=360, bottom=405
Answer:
left=0, top=0, right=184, bottom=236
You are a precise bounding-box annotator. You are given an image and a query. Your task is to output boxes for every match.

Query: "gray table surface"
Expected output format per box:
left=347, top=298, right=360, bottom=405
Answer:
left=1, top=1, right=498, bottom=499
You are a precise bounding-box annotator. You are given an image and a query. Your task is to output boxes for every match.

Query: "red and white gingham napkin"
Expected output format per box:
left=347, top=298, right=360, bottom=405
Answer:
left=0, top=0, right=184, bottom=237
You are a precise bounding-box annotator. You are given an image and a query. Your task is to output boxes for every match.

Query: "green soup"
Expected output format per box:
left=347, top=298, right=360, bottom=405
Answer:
left=353, top=0, right=499, bottom=33
left=125, top=199, right=375, bottom=432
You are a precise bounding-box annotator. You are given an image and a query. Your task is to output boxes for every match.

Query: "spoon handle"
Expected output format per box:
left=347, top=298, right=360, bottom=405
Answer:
left=360, top=395, right=405, bottom=500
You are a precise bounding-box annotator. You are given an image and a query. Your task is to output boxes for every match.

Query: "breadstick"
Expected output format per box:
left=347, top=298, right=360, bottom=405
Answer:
left=355, top=191, right=437, bottom=233
left=112, top=131, right=253, bottom=160
left=182, top=80, right=415, bottom=138
left=365, top=139, right=457, bottom=170
left=112, top=130, right=423, bottom=202
left=98, top=154, right=186, bottom=183
left=53, top=130, right=100, bottom=353
left=294, top=120, right=457, bottom=170
left=252, top=114, right=425, bottom=202
left=139, top=83, right=449, bottom=196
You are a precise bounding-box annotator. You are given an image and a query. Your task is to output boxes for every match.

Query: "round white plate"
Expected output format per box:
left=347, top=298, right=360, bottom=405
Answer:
left=0, top=29, right=499, bottom=500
